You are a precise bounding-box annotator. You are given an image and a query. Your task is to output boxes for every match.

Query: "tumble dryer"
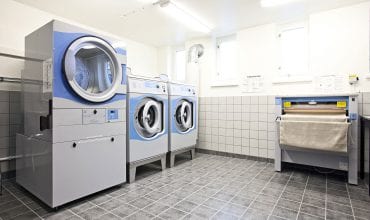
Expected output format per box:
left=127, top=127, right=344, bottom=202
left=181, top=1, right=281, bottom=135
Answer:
left=16, top=20, right=127, bottom=208
left=127, top=76, right=168, bottom=182
left=168, top=82, right=197, bottom=167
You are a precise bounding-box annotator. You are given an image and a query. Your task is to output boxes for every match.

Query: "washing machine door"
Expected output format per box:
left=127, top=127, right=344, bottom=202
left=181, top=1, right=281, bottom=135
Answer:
left=135, top=98, right=162, bottom=138
left=64, top=36, right=122, bottom=103
left=175, top=100, right=193, bottom=132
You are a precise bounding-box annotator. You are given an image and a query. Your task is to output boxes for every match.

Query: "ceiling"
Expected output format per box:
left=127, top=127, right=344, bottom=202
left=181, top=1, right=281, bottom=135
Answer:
left=14, top=0, right=368, bottom=47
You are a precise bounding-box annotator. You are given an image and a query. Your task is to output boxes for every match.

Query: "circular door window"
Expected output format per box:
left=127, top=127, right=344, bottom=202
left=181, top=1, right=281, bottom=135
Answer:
left=64, top=36, right=122, bottom=103
left=135, top=98, right=163, bottom=138
left=175, top=100, right=193, bottom=132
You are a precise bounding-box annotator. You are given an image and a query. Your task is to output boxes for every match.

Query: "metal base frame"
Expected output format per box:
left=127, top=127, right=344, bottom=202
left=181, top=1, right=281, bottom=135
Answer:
left=168, top=146, right=195, bottom=168
left=128, top=154, right=166, bottom=183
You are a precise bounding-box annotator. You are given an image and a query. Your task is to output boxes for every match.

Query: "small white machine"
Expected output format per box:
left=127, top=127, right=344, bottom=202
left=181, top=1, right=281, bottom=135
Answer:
left=275, top=94, right=359, bottom=184
left=16, top=20, right=127, bottom=208
left=127, top=76, right=168, bottom=182
left=168, top=82, right=197, bottom=167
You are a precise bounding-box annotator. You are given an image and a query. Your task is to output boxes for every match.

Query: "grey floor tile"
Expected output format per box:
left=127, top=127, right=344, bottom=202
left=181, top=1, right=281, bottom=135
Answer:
left=159, top=208, right=187, bottom=220
left=353, top=208, right=370, bottom=220
left=145, top=202, right=170, bottom=216
left=249, top=201, right=272, bottom=214
left=191, top=205, right=218, bottom=219
left=125, top=211, right=154, bottom=220
left=111, top=204, right=138, bottom=218
left=281, top=191, right=302, bottom=202
left=158, top=195, right=183, bottom=206
left=98, top=213, right=120, bottom=220
left=130, top=196, right=153, bottom=209
left=276, top=198, right=300, bottom=211
left=99, top=199, right=124, bottom=211
left=241, top=208, right=269, bottom=220
left=230, top=196, right=253, bottom=207
left=174, top=200, right=198, bottom=213
left=326, top=202, right=353, bottom=215
left=272, top=206, right=298, bottom=219
left=78, top=206, right=107, bottom=220
left=221, top=202, right=247, bottom=216
left=69, top=201, right=95, bottom=214
left=326, top=210, right=354, bottom=220
left=203, top=198, right=226, bottom=210
left=351, top=199, right=370, bottom=210
left=300, top=204, right=325, bottom=219
left=44, top=210, right=76, bottom=220
left=11, top=211, right=41, bottom=220
left=0, top=205, right=31, bottom=220
left=212, top=211, right=239, bottom=220
left=302, top=195, right=325, bottom=208
left=297, top=212, right=324, bottom=220
left=145, top=191, right=167, bottom=201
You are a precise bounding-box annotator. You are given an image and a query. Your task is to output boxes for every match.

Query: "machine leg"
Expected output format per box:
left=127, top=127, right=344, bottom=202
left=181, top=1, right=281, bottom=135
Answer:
left=0, top=164, right=2, bottom=195
left=169, top=153, right=175, bottom=168
left=360, top=118, right=364, bottom=179
left=190, top=149, right=195, bottom=160
left=161, top=156, right=166, bottom=170
left=128, top=166, right=136, bottom=183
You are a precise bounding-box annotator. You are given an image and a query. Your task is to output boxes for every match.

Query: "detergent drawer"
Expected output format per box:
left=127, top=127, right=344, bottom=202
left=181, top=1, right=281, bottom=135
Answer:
left=52, top=135, right=126, bottom=207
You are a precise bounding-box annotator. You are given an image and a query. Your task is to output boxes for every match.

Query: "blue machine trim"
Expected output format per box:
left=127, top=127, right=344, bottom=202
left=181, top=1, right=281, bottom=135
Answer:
left=275, top=98, right=282, bottom=105
left=281, top=96, right=349, bottom=110
left=128, top=94, right=168, bottom=141
left=170, top=97, right=197, bottom=134
left=53, top=31, right=127, bottom=104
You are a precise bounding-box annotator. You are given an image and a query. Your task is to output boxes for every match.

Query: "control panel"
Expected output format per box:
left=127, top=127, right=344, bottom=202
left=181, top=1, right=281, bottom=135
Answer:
left=82, top=109, right=124, bottom=124
left=128, top=78, right=168, bottom=95
left=169, top=83, right=196, bottom=97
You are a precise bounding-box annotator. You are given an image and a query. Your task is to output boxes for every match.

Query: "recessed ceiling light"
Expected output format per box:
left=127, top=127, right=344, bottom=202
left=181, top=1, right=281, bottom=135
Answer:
left=156, top=0, right=212, bottom=33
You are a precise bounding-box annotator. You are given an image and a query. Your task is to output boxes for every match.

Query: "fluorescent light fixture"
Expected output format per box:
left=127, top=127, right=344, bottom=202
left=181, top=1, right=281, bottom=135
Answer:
left=159, top=1, right=212, bottom=33
left=261, top=0, right=302, bottom=7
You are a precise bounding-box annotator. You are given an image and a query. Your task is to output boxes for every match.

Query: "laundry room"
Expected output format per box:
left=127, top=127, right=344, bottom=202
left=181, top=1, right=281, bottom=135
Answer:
left=0, top=0, right=370, bottom=219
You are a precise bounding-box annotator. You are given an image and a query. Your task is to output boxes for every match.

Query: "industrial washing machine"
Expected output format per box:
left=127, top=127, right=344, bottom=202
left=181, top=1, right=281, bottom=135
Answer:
left=16, top=20, right=127, bottom=208
left=127, top=76, right=168, bottom=182
left=168, top=82, right=197, bottom=167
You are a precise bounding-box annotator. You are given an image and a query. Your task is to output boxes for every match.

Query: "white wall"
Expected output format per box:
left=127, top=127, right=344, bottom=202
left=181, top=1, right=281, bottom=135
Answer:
left=167, top=1, right=370, bottom=97
left=0, top=0, right=159, bottom=91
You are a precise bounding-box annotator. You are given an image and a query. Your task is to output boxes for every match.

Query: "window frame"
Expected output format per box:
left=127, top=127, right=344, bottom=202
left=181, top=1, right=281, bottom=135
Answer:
left=173, top=46, right=186, bottom=82
left=212, top=34, right=239, bottom=87
left=273, top=21, right=311, bottom=84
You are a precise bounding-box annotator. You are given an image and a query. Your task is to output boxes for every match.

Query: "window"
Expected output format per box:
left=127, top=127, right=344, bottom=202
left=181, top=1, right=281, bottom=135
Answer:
left=174, top=49, right=186, bottom=81
left=215, top=35, right=237, bottom=83
left=279, top=25, right=308, bottom=77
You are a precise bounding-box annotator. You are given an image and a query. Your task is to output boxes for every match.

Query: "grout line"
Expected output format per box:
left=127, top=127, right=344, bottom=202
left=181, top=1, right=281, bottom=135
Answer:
left=295, top=174, right=310, bottom=220
left=325, top=174, right=327, bottom=220
left=2, top=184, right=43, bottom=219
left=209, top=160, right=264, bottom=219
left=268, top=170, right=294, bottom=219
left=238, top=163, right=278, bottom=218
left=346, top=182, right=356, bottom=220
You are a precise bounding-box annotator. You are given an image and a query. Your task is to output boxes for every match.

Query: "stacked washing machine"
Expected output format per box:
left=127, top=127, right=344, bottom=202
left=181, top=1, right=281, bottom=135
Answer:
left=16, top=20, right=127, bottom=208
left=168, top=82, right=198, bottom=167
left=126, top=76, right=168, bottom=182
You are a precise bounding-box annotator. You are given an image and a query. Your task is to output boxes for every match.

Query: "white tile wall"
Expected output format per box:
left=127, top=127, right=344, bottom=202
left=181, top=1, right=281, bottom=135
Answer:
left=198, top=96, right=276, bottom=159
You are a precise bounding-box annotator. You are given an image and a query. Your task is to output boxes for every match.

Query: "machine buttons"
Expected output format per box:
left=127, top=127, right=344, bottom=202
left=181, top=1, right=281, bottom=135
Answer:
left=107, top=109, right=119, bottom=121
left=111, top=137, right=115, bottom=142
left=93, top=109, right=97, bottom=114
left=72, top=142, right=77, bottom=148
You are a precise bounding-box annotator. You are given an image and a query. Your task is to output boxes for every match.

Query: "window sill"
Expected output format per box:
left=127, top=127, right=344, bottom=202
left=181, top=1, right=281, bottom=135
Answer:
left=210, top=79, right=239, bottom=87
left=272, top=76, right=312, bottom=84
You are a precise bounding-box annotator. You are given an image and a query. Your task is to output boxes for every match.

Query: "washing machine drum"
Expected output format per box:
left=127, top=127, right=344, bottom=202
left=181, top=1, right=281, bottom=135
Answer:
left=64, top=36, right=122, bottom=103
left=175, top=100, right=193, bottom=132
left=135, top=98, right=163, bottom=138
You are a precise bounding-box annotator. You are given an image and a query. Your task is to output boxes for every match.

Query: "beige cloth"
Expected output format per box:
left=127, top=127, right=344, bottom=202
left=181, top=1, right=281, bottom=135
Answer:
left=280, top=119, right=349, bottom=153
left=281, top=114, right=348, bottom=122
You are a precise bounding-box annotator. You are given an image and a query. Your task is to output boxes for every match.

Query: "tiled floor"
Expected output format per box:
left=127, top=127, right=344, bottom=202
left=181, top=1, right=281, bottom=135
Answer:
left=1, top=153, right=370, bottom=220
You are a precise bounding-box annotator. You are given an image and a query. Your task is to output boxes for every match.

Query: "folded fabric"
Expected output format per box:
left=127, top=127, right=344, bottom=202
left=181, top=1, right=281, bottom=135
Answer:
left=280, top=120, right=349, bottom=153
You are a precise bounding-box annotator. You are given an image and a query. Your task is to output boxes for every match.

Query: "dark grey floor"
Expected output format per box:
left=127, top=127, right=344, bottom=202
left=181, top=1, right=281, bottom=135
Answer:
left=0, top=153, right=369, bottom=220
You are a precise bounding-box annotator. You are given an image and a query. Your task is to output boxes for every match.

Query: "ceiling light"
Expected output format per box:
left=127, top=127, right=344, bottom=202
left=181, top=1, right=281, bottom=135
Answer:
left=260, top=0, right=302, bottom=7
left=157, top=0, right=212, bottom=33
